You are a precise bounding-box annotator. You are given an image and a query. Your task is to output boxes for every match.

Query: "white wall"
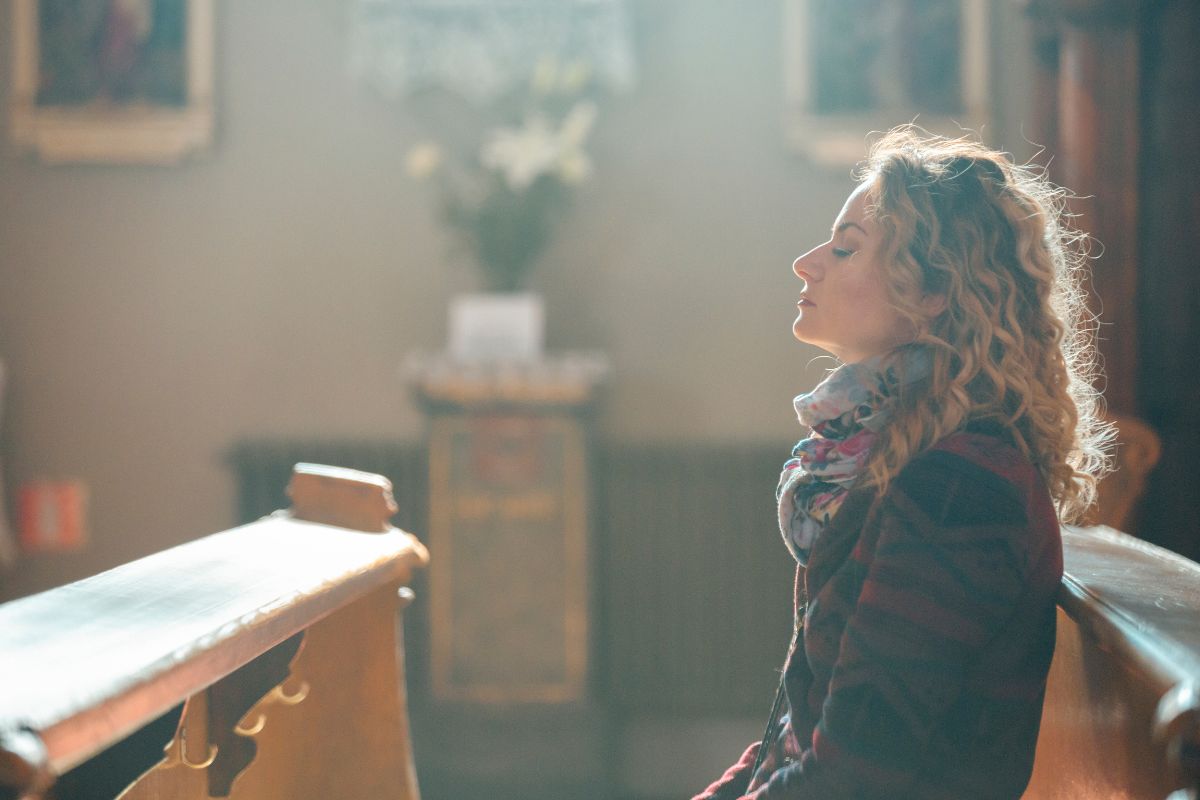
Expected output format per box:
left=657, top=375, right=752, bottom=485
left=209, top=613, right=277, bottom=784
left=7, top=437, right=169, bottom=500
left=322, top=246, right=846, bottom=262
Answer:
left=0, top=1, right=1035, bottom=598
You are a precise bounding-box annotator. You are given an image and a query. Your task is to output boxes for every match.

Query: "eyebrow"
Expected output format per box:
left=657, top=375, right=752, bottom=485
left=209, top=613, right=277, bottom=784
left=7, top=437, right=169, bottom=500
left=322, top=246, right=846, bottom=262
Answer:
left=834, top=221, right=868, bottom=236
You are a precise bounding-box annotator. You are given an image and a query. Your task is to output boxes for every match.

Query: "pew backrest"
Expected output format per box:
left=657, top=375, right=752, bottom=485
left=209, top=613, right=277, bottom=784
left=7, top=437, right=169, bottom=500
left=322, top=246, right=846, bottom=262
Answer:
left=1025, top=525, right=1200, bottom=799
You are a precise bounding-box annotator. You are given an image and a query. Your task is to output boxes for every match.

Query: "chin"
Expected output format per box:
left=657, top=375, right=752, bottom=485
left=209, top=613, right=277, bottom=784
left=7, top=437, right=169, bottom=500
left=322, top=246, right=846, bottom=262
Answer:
left=792, top=317, right=810, bottom=343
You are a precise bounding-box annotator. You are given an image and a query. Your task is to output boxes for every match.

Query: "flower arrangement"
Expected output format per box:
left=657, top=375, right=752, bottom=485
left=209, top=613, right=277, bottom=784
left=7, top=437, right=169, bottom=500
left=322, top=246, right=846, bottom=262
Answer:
left=405, top=57, right=600, bottom=293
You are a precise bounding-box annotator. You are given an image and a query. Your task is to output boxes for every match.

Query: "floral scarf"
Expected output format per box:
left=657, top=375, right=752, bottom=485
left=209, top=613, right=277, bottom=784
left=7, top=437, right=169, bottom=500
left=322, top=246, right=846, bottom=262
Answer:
left=776, top=346, right=931, bottom=565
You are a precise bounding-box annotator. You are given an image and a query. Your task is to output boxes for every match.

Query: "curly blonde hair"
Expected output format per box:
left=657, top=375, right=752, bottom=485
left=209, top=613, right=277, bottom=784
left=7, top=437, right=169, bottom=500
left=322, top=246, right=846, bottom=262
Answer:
left=858, top=127, right=1112, bottom=522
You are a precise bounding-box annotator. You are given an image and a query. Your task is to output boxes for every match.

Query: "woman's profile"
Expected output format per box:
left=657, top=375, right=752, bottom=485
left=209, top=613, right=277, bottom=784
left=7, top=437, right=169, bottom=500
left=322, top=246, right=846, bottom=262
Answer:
left=693, top=127, right=1112, bottom=800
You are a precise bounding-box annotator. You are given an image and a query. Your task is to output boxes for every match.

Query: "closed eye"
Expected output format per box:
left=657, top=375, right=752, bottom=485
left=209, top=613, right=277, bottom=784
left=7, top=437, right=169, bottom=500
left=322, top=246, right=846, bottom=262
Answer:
left=832, top=247, right=854, bottom=258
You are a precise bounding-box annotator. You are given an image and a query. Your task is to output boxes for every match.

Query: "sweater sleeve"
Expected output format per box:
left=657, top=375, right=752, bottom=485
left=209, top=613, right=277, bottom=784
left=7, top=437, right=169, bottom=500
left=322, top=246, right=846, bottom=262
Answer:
left=745, top=452, right=1037, bottom=799
left=691, top=741, right=760, bottom=800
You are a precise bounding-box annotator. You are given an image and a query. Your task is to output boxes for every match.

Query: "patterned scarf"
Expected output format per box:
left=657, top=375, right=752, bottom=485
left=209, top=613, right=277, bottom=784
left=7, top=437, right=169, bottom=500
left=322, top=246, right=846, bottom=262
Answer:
left=776, top=346, right=931, bottom=565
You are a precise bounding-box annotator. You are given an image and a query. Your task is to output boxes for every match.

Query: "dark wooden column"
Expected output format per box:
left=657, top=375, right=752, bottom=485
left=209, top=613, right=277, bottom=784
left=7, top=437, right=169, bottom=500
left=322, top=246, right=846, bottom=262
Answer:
left=1025, top=12, right=1061, bottom=169
left=1135, top=1, right=1200, bottom=561
left=1027, top=0, right=1143, bottom=416
left=1023, top=0, right=1200, bottom=559
left=1060, top=10, right=1142, bottom=415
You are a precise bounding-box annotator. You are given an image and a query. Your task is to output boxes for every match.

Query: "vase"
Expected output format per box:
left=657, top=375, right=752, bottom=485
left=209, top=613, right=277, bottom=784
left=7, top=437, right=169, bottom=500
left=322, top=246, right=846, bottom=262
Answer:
left=448, top=292, right=545, bottom=362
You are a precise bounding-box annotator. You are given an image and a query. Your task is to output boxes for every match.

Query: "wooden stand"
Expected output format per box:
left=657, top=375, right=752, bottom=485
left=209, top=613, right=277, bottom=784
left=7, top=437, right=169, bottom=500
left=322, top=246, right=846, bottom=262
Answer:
left=408, top=353, right=611, bottom=799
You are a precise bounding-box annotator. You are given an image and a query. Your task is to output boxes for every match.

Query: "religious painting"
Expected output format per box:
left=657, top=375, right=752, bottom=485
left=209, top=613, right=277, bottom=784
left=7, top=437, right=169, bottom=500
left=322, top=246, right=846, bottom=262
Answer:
left=783, top=0, right=989, bottom=164
left=9, top=0, right=214, bottom=164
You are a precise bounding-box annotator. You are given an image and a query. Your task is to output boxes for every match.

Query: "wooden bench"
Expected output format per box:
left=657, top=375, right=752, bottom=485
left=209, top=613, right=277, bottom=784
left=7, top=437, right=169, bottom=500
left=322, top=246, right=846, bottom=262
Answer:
left=0, top=464, right=428, bottom=800
left=1026, top=525, right=1199, bottom=799
left=2, top=460, right=1197, bottom=799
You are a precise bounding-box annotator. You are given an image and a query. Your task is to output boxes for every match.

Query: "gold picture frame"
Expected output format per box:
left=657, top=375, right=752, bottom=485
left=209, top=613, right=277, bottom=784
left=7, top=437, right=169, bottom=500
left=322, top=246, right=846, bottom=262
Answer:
left=9, top=0, right=214, bottom=164
left=782, top=0, right=990, bottom=165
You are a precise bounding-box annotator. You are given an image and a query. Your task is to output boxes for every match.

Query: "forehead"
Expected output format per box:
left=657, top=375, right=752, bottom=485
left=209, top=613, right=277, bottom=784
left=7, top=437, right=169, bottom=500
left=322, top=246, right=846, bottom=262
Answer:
left=835, top=180, right=878, bottom=230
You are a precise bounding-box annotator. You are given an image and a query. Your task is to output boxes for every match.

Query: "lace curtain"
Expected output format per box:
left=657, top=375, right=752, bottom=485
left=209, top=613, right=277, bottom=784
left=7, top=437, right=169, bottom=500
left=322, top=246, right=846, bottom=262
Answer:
left=349, top=0, right=637, bottom=102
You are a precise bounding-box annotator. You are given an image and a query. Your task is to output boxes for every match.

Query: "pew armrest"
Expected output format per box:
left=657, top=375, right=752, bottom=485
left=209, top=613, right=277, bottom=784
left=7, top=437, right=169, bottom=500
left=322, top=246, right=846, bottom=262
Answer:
left=1026, top=525, right=1200, bottom=798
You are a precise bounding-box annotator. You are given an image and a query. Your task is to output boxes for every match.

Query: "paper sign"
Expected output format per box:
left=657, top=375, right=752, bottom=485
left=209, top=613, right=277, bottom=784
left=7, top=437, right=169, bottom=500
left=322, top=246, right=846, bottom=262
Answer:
left=18, top=480, right=89, bottom=552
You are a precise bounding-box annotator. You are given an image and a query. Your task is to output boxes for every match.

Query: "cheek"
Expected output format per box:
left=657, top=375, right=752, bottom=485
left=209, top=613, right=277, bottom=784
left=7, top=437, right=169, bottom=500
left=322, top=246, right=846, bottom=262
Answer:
left=846, top=273, right=891, bottom=314
left=849, top=269, right=908, bottom=336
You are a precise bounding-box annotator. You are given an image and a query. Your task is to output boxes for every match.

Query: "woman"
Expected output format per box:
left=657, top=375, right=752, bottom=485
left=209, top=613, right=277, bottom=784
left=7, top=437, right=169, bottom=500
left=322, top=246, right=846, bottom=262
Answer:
left=693, top=128, right=1111, bottom=800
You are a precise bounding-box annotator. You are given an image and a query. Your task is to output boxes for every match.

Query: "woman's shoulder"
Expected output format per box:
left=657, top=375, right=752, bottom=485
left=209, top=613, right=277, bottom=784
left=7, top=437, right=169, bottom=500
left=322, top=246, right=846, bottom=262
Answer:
left=888, top=424, right=1050, bottom=530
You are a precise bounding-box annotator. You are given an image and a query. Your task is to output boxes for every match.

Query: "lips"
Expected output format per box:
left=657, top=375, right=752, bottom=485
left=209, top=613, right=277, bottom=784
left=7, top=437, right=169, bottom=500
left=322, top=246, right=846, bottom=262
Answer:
left=798, top=297, right=816, bottom=307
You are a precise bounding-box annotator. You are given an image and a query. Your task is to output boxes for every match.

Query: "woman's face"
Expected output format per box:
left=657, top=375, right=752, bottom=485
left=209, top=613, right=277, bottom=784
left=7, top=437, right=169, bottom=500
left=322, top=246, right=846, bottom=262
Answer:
left=792, top=181, right=912, bottom=363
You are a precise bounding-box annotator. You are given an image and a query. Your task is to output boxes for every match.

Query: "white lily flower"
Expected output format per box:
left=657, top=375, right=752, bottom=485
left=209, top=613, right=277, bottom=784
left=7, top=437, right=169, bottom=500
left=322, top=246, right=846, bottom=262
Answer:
left=556, top=151, right=593, bottom=185
left=559, top=60, right=592, bottom=94
left=404, top=141, right=443, bottom=179
left=480, top=114, right=561, bottom=191
left=559, top=101, right=598, bottom=148
left=531, top=55, right=560, bottom=96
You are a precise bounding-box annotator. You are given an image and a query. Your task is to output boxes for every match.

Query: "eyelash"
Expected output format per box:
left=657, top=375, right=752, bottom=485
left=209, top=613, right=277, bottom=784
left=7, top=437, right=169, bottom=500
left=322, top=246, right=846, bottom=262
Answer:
left=832, top=247, right=854, bottom=258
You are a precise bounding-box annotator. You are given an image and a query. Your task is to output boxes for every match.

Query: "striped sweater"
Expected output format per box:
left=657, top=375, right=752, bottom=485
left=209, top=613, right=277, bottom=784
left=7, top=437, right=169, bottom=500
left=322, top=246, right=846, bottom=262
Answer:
left=694, top=430, right=1063, bottom=800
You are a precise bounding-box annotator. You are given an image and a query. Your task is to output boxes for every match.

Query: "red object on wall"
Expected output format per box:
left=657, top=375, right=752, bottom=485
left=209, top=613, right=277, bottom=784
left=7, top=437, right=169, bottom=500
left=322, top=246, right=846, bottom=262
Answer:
left=18, top=481, right=88, bottom=552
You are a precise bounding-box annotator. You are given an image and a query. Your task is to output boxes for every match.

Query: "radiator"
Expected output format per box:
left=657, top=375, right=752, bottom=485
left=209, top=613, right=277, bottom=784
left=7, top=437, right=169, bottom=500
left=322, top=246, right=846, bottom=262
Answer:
left=229, top=439, right=796, bottom=716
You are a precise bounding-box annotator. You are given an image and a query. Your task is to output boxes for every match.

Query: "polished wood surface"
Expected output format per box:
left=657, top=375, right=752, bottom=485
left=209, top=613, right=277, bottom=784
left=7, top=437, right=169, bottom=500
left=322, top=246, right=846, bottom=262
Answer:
left=288, top=462, right=399, bottom=533
left=218, top=584, right=421, bottom=799
left=1135, top=0, right=1200, bottom=562
left=0, top=464, right=428, bottom=800
left=1023, top=0, right=1200, bottom=561
left=1026, top=525, right=1200, bottom=798
left=1023, top=0, right=1143, bottom=417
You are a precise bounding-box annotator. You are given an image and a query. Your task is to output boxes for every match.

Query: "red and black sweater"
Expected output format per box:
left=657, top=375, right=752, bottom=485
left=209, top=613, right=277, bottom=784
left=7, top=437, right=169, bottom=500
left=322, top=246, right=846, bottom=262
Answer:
left=695, top=430, right=1063, bottom=800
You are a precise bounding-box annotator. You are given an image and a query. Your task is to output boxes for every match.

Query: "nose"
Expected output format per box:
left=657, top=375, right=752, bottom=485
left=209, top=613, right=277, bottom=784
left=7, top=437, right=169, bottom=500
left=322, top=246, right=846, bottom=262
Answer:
left=793, top=242, right=824, bottom=283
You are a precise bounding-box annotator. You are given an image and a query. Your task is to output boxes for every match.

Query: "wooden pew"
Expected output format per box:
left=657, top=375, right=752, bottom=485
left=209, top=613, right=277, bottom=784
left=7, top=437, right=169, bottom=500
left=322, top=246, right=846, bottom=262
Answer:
left=1026, top=525, right=1200, bottom=799
left=3, top=458, right=1196, bottom=799
left=0, top=464, right=428, bottom=800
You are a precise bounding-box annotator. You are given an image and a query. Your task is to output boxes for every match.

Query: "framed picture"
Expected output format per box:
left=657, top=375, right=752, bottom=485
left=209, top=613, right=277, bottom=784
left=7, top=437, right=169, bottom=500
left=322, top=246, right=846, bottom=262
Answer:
left=9, top=0, right=214, bottom=164
left=783, top=0, right=989, bottom=165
